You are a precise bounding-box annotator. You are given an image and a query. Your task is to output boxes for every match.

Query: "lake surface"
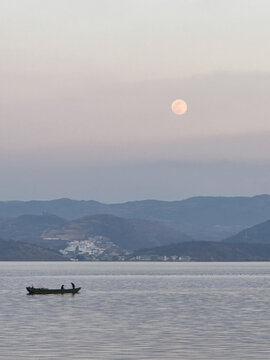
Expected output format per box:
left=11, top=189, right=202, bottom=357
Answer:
left=1, top=262, right=270, bottom=359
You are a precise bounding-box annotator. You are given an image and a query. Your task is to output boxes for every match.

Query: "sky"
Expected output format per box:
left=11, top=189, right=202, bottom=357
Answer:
left=1, top=0, right=270, bottom=202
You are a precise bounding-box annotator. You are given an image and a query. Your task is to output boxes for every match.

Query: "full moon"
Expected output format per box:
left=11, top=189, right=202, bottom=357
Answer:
left=171, top=99, right=187, bottom=115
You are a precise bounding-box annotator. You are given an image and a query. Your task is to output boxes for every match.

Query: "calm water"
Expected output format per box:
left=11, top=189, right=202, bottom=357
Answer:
left=1, top=262, right=270, bottom=359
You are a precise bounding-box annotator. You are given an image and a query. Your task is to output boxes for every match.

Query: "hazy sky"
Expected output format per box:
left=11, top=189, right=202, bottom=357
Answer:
left=1, top=0, right=270, bottom=201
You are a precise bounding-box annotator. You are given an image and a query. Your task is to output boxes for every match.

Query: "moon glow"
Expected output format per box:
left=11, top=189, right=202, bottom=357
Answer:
left=171, top=99, right=187, bottom=115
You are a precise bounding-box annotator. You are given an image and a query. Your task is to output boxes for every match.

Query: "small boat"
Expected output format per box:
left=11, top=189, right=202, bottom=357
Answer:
left=26, top=286, right=81, bottom=295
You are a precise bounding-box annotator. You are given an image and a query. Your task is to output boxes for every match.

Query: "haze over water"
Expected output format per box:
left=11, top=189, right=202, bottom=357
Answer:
left=1, top=262, right=270, bottom=359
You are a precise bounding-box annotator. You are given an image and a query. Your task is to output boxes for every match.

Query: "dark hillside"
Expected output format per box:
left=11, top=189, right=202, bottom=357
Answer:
left=0, top=214, right=67, bottom=241
left=0, top=238, right=66, bottom=261
left=224, top=219, right=270, bottom=244
left=43, top=214, right=192, bottom=250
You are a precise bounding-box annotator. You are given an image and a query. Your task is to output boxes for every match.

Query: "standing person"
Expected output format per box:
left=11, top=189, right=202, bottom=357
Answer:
left=61, top=285, right=64, bottom=290
left=71, top=282, right=75, bottom=289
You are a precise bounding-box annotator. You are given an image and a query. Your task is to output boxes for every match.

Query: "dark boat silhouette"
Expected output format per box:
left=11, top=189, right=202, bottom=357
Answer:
left=26, top=286, right=81, bottom=295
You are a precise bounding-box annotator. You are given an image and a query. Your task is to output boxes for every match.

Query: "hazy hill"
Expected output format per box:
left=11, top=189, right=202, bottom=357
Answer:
left=43, top=214, right=192, bottom=250
left=0, top=238, right=66, bottom=261
left=1, top=195, right=270, bottom=240
left=131, top=241, right=270, bottom=261
left=0, top=214, right=67, bottom=242
left=224, top=219, right=270, bottom=244
left=0, top=199, right=106, bottom=219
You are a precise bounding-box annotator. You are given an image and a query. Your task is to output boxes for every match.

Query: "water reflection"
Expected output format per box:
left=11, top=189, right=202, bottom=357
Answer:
left=0, top=262, right=270, bottom=359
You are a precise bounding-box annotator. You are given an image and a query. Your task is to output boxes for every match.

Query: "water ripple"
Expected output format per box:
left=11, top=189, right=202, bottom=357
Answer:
left=0, top=262, right=270, bottom=359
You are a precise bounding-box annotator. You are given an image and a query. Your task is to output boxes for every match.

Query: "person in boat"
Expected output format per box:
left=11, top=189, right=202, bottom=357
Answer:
left=71, top=282, right=75, bottom=289
left=61, top=285, right=64, bottom=290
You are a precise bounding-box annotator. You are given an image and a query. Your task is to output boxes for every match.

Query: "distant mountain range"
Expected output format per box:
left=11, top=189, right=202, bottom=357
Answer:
left=0, top=213, right=192, bottom=260
left=2, top=194, right=270, bottom=240
left=2, top=195, right=270, bottom=260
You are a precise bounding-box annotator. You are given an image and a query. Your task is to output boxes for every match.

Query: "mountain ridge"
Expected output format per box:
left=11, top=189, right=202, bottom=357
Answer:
left=1, top=195, right=270, bottom=240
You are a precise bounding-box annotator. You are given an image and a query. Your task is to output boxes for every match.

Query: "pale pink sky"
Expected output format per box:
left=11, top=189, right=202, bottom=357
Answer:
left=1, top=0, right=270, bottom=201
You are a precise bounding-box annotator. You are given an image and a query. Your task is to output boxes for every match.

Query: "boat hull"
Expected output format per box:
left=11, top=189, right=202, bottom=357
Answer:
left=26, top=287, right=81, bottom=295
